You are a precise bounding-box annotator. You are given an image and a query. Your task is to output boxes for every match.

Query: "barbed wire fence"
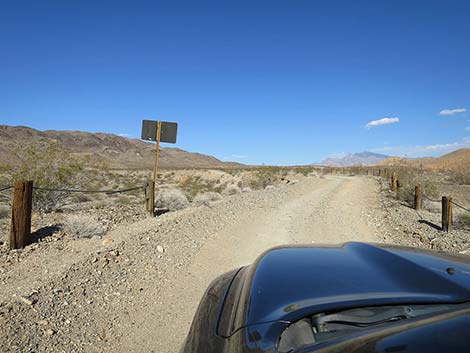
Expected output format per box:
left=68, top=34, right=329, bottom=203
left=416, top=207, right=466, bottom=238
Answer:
left=336, top=167, right=470, bottom=232
left=3, top=180, right=157, bottom=249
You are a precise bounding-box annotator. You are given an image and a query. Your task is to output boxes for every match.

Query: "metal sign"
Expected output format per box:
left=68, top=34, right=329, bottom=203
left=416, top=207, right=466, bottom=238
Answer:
left=141, top=120, right=178, bottom=144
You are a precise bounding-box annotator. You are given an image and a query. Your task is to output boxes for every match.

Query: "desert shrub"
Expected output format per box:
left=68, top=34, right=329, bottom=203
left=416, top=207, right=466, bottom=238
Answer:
left=0, top=206, right=9, bottom=219
left=70, top=193, right=93, bottom=204
left=116, top=196, right=132, bottom=205
left=7, top=141, right=86, bottom=212
left=451, top=172, right=470, bottom=185
left=222, top=184, right=241, bottom=196
left=422, top=181, right=439, bottom=199
left=249, top=170, right=280, bottom=190
left=459, top=214, right=470, bottom=228
left=178, top=175, right=223, bottom=200
left=397, top=185, right=415, bottom=204
left=63, top=215, right=105, bottom=239
left=156, top=188, right=189, bottom=211
left=193, top=192, right=222, bottom=206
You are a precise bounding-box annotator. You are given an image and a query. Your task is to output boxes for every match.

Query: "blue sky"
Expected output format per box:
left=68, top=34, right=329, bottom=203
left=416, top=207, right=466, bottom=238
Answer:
left=1, top=0, right=470, bottom=165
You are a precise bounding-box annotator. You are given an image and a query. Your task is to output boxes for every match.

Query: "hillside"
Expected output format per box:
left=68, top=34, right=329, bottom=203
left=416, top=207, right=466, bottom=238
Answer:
left=379, top=148, right=470, bottom=173
left=0, top=125, right=239, bottom=169
left=322, top=151, right=390, bottom=167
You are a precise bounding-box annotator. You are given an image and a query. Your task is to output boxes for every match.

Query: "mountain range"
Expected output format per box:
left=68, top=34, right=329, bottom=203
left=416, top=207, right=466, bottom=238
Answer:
left=321, top=151, right=390, bottom=167
left=0, top=125, right=239, bottom=169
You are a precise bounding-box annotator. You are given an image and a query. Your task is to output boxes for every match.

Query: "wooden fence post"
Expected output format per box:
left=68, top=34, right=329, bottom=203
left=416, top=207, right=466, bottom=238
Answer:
left=145, top=181, right=155, bottom=216
left=442, top=196, right=453, bottom=232
left=414, top=184, right=422, bottom=210
left=391, top=172, right=398, bottom=192
left=9, top=181, right=33, bottom=249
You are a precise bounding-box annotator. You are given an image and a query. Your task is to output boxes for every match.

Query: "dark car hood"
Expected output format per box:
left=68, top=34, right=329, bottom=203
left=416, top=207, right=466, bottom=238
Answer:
left=239, top=242, right=470, bottom=328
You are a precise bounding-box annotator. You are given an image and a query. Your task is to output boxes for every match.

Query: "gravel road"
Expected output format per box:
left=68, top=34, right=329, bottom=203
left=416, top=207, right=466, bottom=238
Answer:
left=0, top=175, right=384, bottom=353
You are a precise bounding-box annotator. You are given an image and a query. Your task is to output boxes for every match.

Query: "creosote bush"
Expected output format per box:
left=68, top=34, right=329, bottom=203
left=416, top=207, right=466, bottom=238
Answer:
left=458, top=214, right=470, bottom=228
left=0, top=206, right=9, bottom=219
left=63, top=215, right=105, bottom=239
left=222, top=184, right=241, bottom=196
left=193, top=192, right=222, bottom=206
left=156, top=188, right=189, bottom=211
left=8, top=141, right=86, bottom=212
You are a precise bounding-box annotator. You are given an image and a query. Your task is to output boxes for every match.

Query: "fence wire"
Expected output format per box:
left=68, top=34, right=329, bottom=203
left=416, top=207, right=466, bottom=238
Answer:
left=32, top=185, right=147, bottom=195
left=451, top=200, right=470, bottom=213
left=0, top=186, right=12, bottom=192
left=423, top=195, right=441, bottom=203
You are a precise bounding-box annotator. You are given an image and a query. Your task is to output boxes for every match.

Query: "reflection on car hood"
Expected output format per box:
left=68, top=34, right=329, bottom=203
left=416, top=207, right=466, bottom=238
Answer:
left=244, top=242, right=470, bottom=326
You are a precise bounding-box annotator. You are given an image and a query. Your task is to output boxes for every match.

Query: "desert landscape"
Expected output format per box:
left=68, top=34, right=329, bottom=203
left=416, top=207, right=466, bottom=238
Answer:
left=0, top=126, right=469, bottom=353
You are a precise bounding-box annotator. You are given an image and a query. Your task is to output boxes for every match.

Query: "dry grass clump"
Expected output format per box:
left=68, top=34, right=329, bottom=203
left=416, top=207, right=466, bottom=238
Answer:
left=0, top=206, right=9, bottom=219
left=393, top=168, right=439, bottom=208
left=178, top=175, right=223, bottom=200
left=450, top=172, right=470, bottom=185
left=156, top=188, right=189, bottom=211
left=248, top=169, right=280, bottom=190
left=222, top=184, right=241, bottom=196
left=193, top=192, right=222, bottom=206
left=63, top=215, right=105, bottom=239
left=458, top=214, right=470, bottom=229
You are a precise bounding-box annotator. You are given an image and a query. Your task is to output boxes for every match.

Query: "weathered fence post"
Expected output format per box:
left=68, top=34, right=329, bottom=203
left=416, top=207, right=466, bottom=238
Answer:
left=442, top=196, right=453, bottom=232
left=145, top=181, right=155, bottom=216
left=414, top=184, right=422, bottom=210
left=391, top=172, right=398, bottom=192
left=9, top=181, right=33, bottom=249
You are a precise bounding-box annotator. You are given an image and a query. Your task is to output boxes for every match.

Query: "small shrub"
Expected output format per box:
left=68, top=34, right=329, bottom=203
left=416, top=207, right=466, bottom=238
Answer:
left=63, top=215, right=105, bottom=239
left=156, top=188, right=189, bottom=211
left=451, top=172, right=470, bottom=185
left=0, top=206, right=9, bottom=219
left=7, top=141, right=85, bottom=212
left=71, top=193, right=93, bottom=204
left=116, top=196, right=131, bottom=205
left=193, top=192, right=222, bottom=206
left=222, top=184, right=241, bottom=196
left=459, top=214, right=470, bottom=228
left=397, top=185, right=415, bottom=205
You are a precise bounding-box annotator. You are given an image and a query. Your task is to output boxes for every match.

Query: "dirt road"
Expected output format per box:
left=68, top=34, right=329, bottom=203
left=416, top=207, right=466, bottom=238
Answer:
left=0, top=175, right=383, bottom=353
left=120, top=176, right=381, bottom=353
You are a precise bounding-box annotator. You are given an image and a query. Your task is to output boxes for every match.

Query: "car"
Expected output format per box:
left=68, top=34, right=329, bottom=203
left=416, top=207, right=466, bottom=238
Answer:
left=180, top=242, right=470, bottom=353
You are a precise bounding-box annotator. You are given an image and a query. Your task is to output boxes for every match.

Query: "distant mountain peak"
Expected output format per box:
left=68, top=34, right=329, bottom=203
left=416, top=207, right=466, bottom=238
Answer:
left=322, top=151, right=390, bottom=167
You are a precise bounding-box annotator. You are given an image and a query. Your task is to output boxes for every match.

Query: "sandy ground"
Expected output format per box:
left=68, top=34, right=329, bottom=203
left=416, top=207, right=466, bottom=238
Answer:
left=123, top=176, right=380, bottom=353
left=0, top=176, right=383, bottom=353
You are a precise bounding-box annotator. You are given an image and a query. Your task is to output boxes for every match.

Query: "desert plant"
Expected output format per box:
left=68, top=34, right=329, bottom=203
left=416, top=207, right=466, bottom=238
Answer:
left=396, top=185, right=415, bottom=204
left=0, top=206, right=9, bottom=219
left=222, top=184, right=241, bottom=196
left=7, top=141, right=86, bottom=212
left=63, top=215, right=105, bottom=239
left=459, top=214, right=470, bottom=228
left=249, top=169, right=279, bottom=190
left=193, top=192, right=222, bottom=206
left=156, top=188, right=189, bottom=211
left=451, top=172, right=470, bottom=185
left=178, top=175, right=223, bottom=199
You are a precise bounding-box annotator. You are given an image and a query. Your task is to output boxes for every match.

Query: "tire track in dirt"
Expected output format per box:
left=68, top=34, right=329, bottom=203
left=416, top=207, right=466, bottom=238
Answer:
left=124, top=176, right=381, bottom=353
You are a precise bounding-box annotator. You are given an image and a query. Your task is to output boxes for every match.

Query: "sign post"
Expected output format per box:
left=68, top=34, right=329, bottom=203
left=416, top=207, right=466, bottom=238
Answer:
left=141, top=120, right=178, bottom=216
